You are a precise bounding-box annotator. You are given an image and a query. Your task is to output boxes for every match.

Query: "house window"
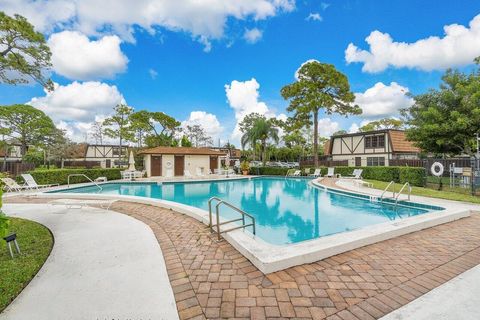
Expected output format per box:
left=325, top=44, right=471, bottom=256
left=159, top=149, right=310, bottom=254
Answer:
left=365, top=135, right=385, bottom=148
left=367, top=157, right=385, bottom=166
left=112, top=147, right=120, bottom=156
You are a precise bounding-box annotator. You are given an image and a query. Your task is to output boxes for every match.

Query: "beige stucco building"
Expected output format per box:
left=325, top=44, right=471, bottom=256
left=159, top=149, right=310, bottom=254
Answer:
left=139, top=146, right=226, bottom=177
left=324, top=130, right=421, bottom=166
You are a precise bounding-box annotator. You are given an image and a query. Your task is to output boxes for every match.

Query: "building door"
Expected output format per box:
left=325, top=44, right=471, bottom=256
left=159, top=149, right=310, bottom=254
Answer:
left=174, top=155, right=184, bottom=176
left=105, top=159, right=111, bottom=168
left=209, top=156, right=218, bottom=172
left=355, top=157, right=361, bottom=167
left=151, top=156, right=162, bottom=176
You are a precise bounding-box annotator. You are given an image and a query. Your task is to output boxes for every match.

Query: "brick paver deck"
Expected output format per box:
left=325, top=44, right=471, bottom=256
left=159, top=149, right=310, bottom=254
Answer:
left=6, top=196, right=480, bottom=319
left=110, top=201, right=480, bottom=320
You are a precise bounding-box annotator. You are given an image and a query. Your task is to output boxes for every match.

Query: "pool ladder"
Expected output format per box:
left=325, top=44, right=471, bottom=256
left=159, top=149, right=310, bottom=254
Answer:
left=380, top=181, right=411, bottom=206
left=208, top=197, right=256, bottom=240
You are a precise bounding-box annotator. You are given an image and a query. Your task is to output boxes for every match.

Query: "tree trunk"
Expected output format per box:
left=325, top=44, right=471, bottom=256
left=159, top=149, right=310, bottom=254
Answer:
left=262, top=140, right=267, bottom=165
left=313, top=110, right=319, bottom=167
left=21, top=141, right=27, bottom=157
left=119, top=136, right=122, bottom=166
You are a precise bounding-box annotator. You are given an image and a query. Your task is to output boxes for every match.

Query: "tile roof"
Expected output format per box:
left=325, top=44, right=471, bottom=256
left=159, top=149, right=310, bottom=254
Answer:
left=138, top=146, right=227, bottom=156
left=388, top=130, right=421, bottom=153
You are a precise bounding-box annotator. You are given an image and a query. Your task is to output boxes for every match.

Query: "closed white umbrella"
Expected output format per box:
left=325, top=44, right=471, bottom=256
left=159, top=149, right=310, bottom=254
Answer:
left=127, top=150, right=136, bottom=171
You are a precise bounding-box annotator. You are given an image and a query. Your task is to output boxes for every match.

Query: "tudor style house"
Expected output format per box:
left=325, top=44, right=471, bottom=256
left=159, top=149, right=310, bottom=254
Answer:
left=139, top=146, right=227, bottom=177
left=324, top=129, right=421, bottom=167
left=68, top=144, right=129, bottom=168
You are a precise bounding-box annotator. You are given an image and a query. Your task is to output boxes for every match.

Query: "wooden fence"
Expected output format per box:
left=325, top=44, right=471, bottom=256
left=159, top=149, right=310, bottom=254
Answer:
left=1, top=162, right=35, bottom=177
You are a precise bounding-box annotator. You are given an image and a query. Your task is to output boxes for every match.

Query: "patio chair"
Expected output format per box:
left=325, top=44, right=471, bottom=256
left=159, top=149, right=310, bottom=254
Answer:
left=304, top=168, right=311, bottom=176
left=184, top=170, right=194, bottom=179
left=345, top=169, right=363, bottom=179
left=196, top=167, right=205, bottom=177
left=292, top=170, right=301, bottom=176
left=326, top=167, right=335, bottom=178
left=309, top=169, right=321, bottom=177
left=21, top=174, right=59, bottom=189
left=49, top=199, right=117, bottom=210
left=1, top=177, right=32, bottom=192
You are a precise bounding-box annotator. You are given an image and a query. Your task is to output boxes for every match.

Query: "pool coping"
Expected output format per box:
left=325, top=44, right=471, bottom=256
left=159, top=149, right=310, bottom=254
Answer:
left=28, top=177, right=479, bottom=274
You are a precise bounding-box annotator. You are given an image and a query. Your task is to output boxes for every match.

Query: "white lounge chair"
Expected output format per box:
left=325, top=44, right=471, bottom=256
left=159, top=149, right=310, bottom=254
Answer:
left=346, top=169, right=363, bottom=179
left=49, top=199, right=117, bottom=210
left=196, top=167, right=205, bottom=177
left=184, top=170, right=193, bottom=179
left=1, top=177, right=32, bottom=192
left=292, top=170, right=301, bottom=176
left=326, top=167, right=335, bottom=178
left=309, top=169, right=321, bottom=177
left=21, top=174, right=59, bottom=189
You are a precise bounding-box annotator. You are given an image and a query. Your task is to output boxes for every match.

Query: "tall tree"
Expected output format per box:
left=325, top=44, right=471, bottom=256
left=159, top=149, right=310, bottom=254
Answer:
left=0, top=126, right=11, bottom=171
left=0, top=104, right=55, bottom=156
left=359, top=118, right=403, bottom=132
left=332, top=130, right=348, bottom=136
left=90, top=121, right=104, bottom=145
left=240, top=115, right=279, bottom=164
left=281, top=61, right=361, bottom=166
left=402, top=61, right=480, bottom=156
left=103, top=104, right=135, bottom=162
left=184, top=124, right=213, bottom=147
left=41, top=128, right=70, bottom=168
left=0, top=12, right=53, bottom=90
left=129, top=110, right=180, bottom=147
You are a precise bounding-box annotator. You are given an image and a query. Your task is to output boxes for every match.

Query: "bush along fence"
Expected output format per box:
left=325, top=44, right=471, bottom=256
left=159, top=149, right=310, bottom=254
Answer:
left=251, top=166, right=426, bottom=187
left=17, top=168, right=122, bottom=186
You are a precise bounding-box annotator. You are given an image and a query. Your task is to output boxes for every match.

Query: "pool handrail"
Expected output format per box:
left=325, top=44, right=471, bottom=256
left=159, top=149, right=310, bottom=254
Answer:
left=395, top=182, right=411, bottom=204
left=380, top=181, right=395, bottom=201
left=208, top=196, right=256, bottom=240
left=67, top=174, right=102, bottom=191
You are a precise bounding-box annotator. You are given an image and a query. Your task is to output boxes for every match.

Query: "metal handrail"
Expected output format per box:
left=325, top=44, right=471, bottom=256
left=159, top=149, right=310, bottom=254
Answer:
left=380, top=181, right=395, bottom=201
left=67, top=174, right=102, bottom=191
left=208, top=197, right=256, bottom=240
left=395, top=182, right=411, bottom=204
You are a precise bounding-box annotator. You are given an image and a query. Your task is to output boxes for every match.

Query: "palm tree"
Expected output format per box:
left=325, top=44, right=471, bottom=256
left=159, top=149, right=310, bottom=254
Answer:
left=241, top=117, right=279, bottom=164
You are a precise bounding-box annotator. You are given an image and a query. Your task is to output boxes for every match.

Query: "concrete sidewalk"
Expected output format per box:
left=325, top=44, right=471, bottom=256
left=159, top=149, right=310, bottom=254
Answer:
left=0, top=203, right=178, bottom=320
left=381, top=265, right=480, bottom=320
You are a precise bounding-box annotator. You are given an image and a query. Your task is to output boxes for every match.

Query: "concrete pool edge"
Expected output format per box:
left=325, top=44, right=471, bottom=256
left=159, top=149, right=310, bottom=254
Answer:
left=29, top=183, right=474, bottom=274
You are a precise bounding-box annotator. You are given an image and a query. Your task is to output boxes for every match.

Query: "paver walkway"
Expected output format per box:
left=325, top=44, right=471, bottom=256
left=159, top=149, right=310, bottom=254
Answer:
left=110, top=201, right=480, bottom=320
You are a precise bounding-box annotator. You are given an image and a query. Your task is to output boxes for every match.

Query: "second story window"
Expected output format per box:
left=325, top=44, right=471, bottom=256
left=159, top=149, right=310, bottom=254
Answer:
left=365, top=134, right=385, bottom=148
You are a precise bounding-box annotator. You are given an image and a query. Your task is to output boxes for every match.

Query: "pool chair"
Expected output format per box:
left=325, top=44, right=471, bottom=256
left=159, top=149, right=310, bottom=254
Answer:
left=304, top=168, right=311, bottom=176
left=292, top=170, right=301, bottom=176
left=309, top=169, right=321, bottom=177
left=1, top=177, right=32, bottom=192
left=184, top=170, right=194, bottom=179
left=345, top=169, right=363, bottom=179
left=196, top=167, right=205, bottom=177
left=326, top=167, right=335, bottom=178
left=21, top=174, right=59, bottom=190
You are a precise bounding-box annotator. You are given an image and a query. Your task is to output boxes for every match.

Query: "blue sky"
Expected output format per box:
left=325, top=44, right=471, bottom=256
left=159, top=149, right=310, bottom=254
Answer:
left=1, top=0, right=480, bottom=144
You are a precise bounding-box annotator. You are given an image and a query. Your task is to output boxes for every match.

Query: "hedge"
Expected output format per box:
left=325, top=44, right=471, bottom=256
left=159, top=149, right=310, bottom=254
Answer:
left=18, top=168, right=122, bottom=186
left=252, top=165, right=426, bottom=186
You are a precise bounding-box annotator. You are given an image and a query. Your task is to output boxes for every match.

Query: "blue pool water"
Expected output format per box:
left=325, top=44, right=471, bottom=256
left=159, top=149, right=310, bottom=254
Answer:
left=53, top=177, right=435, bottom=245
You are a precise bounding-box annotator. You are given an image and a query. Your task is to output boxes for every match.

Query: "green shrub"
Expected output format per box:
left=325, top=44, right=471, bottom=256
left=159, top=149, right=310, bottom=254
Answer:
left=18, top=168, right=122, bottom=185
left=249, top=167, right=291, bottom=175
left=0, top=188, right=9, bottom=238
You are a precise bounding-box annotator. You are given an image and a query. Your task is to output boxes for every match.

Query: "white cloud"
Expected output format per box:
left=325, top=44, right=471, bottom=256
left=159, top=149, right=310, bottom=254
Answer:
left=306, top=13, right=322, bottom=22
left=348, top=123, right=359, bottom=134
left=225, top=78, right=285, bottom=142
left=1, top=0, right=294, bottom=49
left=181, top=111, right=224, bottom=141
left=346, top=14, right=480, bottom=72
left=354, top=82, right=414, bottom=117
left=317, top=118, right=340, bottom=137
left=149, top=68, right=158, bottom=80
left=27, top=81, right=125, bottom=123
left=48, top=31, right=128, bottom=80
left=244, top=28, right=263, bottom=44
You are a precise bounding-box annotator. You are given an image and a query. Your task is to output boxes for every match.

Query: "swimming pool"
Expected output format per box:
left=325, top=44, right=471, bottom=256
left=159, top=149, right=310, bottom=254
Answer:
left=52, top=177, right=437, bottom=245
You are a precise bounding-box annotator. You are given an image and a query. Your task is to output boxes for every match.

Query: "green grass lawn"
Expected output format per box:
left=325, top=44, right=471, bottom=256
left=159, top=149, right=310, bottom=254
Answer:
left=0, top=217, right=53, bottom=312
left=365, top=179, right=480, bottom=204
